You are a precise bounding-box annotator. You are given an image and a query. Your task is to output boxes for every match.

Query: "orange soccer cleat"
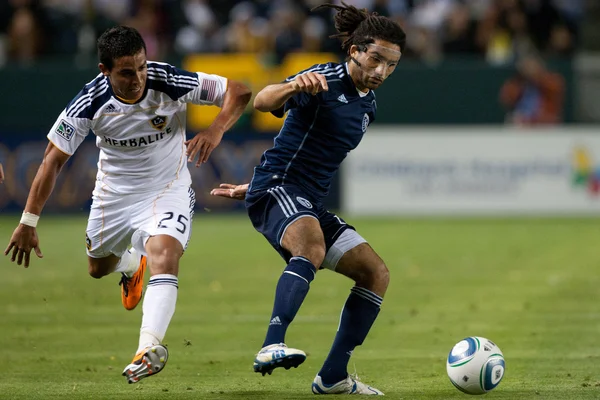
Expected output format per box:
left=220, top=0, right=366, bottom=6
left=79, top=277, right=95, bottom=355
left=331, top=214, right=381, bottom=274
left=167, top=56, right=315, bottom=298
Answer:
left=119, top=255, right=147, bottom=310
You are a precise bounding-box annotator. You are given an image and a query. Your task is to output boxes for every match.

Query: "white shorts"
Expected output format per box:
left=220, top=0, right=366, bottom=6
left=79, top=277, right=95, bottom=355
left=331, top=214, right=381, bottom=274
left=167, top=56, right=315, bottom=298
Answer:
left=86, top=185, right=196, bottom=258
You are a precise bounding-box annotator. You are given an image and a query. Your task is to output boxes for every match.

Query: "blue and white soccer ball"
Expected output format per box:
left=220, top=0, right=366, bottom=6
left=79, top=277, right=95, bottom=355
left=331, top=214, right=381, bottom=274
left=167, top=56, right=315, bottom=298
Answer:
left=446, top=336, right=505, bottom=395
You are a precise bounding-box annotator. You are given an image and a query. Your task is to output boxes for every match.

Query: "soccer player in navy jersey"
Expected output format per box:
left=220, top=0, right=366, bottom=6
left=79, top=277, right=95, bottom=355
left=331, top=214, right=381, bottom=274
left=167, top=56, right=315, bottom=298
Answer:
left=211, top=3, right=405, bottom=395
left=5, top=26, right=251, bottom=384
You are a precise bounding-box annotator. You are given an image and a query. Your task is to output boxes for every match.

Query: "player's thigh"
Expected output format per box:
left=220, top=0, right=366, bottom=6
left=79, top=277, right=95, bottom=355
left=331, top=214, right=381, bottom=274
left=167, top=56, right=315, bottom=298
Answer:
left=131, top=185, right=195, bottom=261
left=86, top=195, right=136, bottom=260
left=246, top=185, right=325, bottom=263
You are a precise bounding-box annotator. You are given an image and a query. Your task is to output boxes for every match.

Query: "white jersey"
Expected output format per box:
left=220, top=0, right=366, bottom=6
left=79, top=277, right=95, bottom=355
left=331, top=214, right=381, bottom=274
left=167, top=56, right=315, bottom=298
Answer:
left=47, top=61, right=227, bottom=195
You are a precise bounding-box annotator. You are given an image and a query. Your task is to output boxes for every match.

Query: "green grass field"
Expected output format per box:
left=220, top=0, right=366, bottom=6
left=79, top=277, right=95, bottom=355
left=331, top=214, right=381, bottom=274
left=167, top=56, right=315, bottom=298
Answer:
left=1, top=214, right=600, bottom=399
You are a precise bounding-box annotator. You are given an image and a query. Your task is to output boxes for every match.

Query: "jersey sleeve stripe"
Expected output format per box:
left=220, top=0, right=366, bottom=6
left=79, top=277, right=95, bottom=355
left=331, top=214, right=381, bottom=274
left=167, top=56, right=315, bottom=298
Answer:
left=66, top=80, right=108, bottom=114
left=146, top=67, right=199, bottom=84
left=146, top=67, right=199, bottom=82
left=147, top=73, right=197, bottom=90
left=285, top=64, right=345, bottom=82
left=146, top=70, right=198, bottom=86
left=66, top=81, right=109, bottom=117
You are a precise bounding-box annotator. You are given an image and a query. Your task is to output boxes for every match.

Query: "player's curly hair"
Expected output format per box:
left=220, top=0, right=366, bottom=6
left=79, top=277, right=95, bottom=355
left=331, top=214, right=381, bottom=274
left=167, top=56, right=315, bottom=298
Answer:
left=97, top=26, right=147, bottom=70
left=312, top=2, right=406, bottom=54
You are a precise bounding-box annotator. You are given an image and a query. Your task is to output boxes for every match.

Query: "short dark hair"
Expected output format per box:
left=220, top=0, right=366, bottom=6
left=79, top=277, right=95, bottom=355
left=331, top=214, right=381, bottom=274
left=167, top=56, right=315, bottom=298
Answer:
left=97, top=26, right=147, bottom=70
left=313, top=2, right=406, bottom=54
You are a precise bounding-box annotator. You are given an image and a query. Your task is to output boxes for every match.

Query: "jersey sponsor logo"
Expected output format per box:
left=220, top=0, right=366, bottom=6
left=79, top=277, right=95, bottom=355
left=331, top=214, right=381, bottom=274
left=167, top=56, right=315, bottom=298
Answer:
left=56, top=119, right=75, bottom=141
left=102, top=128, right=172, bottom=148
left=296, top=196, right=313, bottom=209
left=150, top=115, right=168, bottom=130
left=362, top=113, right=370, bottom=133
left=103, top=104, right=119, bottom=113
left=337, top=94, right=348, bottom=103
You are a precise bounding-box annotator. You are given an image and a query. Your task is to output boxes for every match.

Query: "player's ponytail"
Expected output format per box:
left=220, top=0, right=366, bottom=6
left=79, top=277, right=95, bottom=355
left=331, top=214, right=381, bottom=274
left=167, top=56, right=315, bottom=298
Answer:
left=312, top=1, right=406, bottom=55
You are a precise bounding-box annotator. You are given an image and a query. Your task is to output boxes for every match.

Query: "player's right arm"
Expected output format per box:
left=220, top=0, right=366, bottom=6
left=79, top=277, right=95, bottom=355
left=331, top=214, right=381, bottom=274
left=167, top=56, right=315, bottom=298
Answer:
left=4, top=84, right=91, bottom=267
left=4, top=142, right=70, bottom=267
left=254, top=71, right=329, bottom=113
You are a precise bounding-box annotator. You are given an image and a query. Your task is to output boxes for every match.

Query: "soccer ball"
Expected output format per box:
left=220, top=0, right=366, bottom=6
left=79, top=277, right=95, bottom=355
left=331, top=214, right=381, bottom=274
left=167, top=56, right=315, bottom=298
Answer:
left=446, top=336, right=505, bottom=395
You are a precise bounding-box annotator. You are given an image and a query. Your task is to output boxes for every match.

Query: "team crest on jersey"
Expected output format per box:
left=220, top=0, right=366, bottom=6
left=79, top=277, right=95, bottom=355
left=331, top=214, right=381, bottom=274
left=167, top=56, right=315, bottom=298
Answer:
left=150, top=115, right=168, bottom=130
left=56, top=119, right=75, bottom=141
left=85, top=234, right=92, bottom=251
left=362, top=113, right=370, bottom=133
left=296, top=196, right=313, bottom=209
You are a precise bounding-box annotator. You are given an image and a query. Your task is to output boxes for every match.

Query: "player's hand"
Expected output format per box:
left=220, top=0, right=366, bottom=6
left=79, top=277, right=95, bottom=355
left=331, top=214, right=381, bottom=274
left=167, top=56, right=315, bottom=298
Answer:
left=4, top=224, right=44, bottom=267
left=0, top=163, right=4, bottom=183
left=185, top=129, right=224, bottom=167
left=210, top=183, right=248, bottom=201
left=291, top=72, right=328, bottom=96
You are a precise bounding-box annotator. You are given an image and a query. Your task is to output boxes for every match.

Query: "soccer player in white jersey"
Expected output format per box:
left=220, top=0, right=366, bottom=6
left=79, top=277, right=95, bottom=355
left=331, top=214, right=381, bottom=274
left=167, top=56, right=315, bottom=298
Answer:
left=4, top=26, right=251, bottom=383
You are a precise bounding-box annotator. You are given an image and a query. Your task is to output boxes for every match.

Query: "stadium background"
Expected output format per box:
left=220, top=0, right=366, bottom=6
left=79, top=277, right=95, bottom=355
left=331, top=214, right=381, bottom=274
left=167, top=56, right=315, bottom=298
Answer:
left=2, top=1, right=600, bottom=399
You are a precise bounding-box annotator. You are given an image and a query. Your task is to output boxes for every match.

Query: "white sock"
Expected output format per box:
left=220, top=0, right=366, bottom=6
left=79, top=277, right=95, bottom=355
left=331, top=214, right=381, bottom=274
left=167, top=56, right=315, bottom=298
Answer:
left=137, top=274, right=178, bottom=353
left=114, top=248, right=138, bottom=276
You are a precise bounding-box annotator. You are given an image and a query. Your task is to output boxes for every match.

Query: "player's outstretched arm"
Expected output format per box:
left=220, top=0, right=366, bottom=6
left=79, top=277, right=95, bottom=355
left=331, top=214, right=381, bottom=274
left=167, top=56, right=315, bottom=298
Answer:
left=210, top=183, right=249, bottom=201
left=254, top=72, right=328, bottom=113
left=4, top=142, right=70, bottom=267
left=185, top=80, right=252, bottom=167
left=0, top=162, right=4, bottom=183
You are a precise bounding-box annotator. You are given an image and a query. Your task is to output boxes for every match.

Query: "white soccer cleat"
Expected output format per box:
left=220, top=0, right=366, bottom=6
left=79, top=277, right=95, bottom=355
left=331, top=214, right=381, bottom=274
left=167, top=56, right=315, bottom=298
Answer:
left=312, top=374, right=384, bottom=395
left=122, top=344, right=169, bottom=384
left=253, top=343, right=306, bottom=376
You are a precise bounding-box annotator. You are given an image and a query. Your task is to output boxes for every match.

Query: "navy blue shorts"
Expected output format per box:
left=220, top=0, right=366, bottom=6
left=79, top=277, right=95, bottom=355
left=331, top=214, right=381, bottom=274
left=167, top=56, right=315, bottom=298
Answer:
left=245, top=184, right=354, bottom=264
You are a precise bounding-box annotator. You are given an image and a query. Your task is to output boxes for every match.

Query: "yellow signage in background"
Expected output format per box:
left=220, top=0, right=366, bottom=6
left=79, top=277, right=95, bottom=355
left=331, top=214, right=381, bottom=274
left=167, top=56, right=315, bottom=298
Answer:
left=184, top=53, right=337, bottom=132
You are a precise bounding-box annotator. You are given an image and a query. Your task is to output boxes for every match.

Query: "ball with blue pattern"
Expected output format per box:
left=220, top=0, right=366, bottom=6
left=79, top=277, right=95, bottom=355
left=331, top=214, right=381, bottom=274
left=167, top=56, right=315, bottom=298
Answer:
left=446, top=336, right=505, bottom=395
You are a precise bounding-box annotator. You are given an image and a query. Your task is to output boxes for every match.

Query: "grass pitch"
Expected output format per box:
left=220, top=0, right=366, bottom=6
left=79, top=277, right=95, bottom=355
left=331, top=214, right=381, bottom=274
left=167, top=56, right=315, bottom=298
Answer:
left=1, top=214, right=599, bottom=399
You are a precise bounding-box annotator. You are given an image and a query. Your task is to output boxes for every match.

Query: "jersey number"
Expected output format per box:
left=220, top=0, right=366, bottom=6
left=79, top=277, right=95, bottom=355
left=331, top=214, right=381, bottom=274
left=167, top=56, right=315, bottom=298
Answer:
left=158, top=212, right=188, bottom=234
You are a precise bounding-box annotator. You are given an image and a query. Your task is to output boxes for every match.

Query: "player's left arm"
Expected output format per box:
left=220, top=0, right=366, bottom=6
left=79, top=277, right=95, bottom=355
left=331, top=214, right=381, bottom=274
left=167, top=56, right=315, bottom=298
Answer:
left=0, top=162, right=4, bottom=184
left=185, top=78, right=252, bottom=166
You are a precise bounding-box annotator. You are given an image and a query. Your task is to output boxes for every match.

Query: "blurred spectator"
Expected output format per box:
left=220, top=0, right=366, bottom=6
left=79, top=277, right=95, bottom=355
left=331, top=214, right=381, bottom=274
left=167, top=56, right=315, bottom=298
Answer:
left=223, top=1, right=269, bottom=53
left=0, top=0, right=587, bottom=65
left=499, top=54, right=565, bottom=125
left=442, top=3, right=479, bottom=55
left=2, top=0, right=47, bottom=64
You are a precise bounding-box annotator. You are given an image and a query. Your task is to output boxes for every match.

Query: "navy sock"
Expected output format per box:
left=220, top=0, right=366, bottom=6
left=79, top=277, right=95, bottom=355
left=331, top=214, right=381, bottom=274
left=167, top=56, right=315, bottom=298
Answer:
left=263, top=256, right=316, bottom=347
left=318, top=286, right=383, bottom=385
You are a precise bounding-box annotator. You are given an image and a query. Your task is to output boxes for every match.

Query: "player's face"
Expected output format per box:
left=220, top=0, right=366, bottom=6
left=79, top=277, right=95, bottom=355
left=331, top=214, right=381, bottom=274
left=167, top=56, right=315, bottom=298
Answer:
left=349, top=40, right=401, bottom=91
left=99, top=50, right=148, bottom=102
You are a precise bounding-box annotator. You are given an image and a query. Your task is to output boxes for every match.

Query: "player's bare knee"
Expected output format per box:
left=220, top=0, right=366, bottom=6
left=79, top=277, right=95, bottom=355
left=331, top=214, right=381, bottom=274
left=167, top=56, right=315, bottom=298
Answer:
left=376, top=261, right=390, bottom=289
left=291, top=243, right=325, bottom=267
left=355, top=260, right=389, bottom=290
left=88, top=262, right=109, bottom=279
left=306, top=244, right=326, bottom=267
left=147, top=247, right=180, bottom=275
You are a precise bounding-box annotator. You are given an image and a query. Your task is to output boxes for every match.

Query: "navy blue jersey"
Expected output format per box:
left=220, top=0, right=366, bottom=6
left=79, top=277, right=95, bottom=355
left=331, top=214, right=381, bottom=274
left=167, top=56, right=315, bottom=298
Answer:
left=249, top=62, right=376, bottom=201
